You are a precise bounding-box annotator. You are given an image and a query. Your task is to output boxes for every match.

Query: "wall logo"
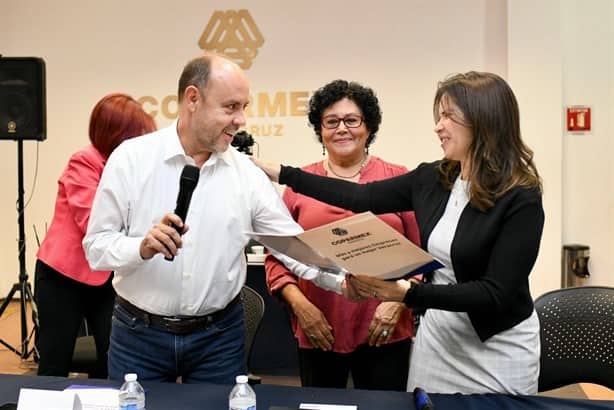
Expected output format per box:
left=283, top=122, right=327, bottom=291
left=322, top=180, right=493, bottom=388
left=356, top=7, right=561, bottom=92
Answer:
left=198, top=9, right=264, bottom=69
left=139, top=10, right=307, bottom=134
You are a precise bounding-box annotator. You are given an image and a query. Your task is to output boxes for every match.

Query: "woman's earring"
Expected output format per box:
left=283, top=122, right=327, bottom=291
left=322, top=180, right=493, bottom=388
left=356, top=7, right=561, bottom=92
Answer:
left=322, top=145, right=326, bottom=156
left=366, top=146, right=370, bottom=155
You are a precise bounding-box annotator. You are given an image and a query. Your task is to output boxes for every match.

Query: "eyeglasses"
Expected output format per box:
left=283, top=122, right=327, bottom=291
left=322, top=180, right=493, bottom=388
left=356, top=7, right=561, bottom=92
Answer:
left=321, top=114, right=364, bottom=129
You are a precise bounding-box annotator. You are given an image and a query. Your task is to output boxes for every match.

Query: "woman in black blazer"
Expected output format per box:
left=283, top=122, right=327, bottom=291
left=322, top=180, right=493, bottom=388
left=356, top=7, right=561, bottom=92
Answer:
left=254, top=72, right=544, bottom=395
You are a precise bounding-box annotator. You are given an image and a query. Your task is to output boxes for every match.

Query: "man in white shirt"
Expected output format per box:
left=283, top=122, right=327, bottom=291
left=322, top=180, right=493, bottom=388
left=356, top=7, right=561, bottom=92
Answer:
left=83, top=54, right=347, bottom=383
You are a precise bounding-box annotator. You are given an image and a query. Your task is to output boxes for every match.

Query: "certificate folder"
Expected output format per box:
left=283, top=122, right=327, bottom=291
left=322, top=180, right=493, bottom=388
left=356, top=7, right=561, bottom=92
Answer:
left=247, top=212, right=442, bottom=280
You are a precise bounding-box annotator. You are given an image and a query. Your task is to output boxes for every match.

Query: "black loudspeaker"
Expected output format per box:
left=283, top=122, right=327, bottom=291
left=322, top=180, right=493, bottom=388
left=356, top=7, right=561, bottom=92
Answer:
left=0, top=57, right=46, bottom=141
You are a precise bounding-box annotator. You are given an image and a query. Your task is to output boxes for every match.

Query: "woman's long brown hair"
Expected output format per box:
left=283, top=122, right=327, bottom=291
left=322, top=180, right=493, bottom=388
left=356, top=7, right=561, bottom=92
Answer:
left=434, top=72, right=542, bottom=211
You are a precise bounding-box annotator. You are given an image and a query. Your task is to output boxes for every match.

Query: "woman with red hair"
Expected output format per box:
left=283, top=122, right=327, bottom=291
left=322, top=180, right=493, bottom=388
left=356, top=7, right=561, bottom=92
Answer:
left=35, top=93, right=156, bottom=377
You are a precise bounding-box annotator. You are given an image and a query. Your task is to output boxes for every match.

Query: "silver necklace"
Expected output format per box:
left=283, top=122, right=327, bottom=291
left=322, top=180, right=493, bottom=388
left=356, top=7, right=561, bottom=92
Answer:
left=327, top=155, right=368, bottom=179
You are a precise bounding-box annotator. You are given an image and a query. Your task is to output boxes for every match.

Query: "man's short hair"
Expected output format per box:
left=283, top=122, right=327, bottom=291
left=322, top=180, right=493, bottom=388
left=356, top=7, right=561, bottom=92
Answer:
left=177, top=56, right=212, bottom=102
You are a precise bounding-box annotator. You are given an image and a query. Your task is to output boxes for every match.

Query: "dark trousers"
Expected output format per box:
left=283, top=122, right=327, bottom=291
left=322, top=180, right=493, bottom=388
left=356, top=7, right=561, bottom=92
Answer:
left=298, top=338, right=411, bottom=391
left=34, top=260, right=115, bottom=378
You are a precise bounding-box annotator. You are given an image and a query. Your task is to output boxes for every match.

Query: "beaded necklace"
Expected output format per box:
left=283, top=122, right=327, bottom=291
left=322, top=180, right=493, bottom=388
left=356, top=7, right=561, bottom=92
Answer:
left=326, top=155, right=368, bottom=179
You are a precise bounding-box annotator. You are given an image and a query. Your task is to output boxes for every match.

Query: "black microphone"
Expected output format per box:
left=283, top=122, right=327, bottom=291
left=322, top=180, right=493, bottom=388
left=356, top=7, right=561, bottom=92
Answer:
left=413, top=387, right=434, bottom=410
left=165, top=165, right=200, bottom=261
left=231, top=130, right=255, bottom=155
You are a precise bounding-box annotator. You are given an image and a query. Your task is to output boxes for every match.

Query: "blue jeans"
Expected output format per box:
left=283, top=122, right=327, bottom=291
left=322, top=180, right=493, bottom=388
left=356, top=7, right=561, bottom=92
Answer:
left=108, top=299, right=246, bottom=384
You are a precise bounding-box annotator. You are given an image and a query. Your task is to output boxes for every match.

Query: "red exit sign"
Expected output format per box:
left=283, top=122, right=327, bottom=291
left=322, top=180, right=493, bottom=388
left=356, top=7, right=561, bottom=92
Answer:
left=567, top=106, right=591, bottom=132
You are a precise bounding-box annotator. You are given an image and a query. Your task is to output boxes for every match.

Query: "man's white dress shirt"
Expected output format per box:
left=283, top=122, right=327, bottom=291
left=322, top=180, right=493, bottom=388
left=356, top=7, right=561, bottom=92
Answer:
left=84, top=122, right=342, bottom=316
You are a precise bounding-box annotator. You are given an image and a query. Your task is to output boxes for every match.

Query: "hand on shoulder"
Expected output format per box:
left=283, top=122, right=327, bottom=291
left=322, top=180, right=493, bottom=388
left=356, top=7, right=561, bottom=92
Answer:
left=250, top=157, right=281, bottom=182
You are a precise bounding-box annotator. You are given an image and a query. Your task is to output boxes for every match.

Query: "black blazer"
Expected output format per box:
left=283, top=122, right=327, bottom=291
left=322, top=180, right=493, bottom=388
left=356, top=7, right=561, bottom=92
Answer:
left=280, top=161, right=544, bottom=341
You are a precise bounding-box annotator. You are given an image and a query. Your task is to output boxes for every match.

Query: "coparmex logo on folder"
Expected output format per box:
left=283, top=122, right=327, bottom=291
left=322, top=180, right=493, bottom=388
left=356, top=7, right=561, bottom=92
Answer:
left=331, top=228, right=349, bottom=236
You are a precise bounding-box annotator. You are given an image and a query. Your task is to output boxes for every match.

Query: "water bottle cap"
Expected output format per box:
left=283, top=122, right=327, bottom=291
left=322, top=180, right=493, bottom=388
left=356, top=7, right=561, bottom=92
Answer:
left=235, top=375, right=248, bottom=384
left=124, top=373, right=138, bottom=382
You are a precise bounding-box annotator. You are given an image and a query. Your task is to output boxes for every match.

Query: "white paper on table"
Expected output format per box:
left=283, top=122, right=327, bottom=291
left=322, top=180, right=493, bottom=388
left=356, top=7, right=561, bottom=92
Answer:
left=63, top=387, right=120, bottom=410
left=17, top=388, right=80, bottom=410
left=299, top=404, right=358, bottom=410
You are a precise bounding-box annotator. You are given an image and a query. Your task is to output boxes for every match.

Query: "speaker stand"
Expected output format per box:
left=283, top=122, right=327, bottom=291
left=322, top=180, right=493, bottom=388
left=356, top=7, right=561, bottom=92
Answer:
left=0, top=139, right=39, bottom=360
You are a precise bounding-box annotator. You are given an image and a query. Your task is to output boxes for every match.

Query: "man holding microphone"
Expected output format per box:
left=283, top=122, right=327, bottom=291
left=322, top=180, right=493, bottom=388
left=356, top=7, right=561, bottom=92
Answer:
left=83, top=54, right=350, bottom=384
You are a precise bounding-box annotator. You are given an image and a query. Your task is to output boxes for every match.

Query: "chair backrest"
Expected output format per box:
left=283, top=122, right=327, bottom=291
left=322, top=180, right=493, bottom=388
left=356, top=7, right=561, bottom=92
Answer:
left=535, top=286, right=614, bottom=391
left=240, top=285, right=265, bottom=371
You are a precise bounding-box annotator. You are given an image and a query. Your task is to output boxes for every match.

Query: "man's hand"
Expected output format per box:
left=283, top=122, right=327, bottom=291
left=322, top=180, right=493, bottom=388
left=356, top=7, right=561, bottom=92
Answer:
left=250, top=157, right=281, bottom=183
left=349, top=275, right=411, bottom=302
left=341, top=275, right=363, bottom=302
left=139, top=213, right=189, bottom=260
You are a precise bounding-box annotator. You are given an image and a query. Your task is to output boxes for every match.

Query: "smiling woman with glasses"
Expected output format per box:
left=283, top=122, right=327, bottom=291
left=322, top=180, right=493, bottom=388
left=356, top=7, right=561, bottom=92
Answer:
left=264, top=79, right=421, bottom=391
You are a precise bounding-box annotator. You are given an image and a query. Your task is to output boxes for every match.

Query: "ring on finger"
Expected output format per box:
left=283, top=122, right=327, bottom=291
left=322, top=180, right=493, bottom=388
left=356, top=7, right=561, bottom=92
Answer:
left=381, top=329, right=389, bottom=338
left=309, top=333, right=317, bottom=340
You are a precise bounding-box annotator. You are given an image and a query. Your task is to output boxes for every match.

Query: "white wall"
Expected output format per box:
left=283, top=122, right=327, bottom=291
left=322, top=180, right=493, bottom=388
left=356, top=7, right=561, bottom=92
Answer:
left=508, top=0, right=564, bottom=297
left=560, top=0, right=614, bottom=287
left=1, top=0, right=611, bottom=301
left=508, top=0, right=614, bottom=293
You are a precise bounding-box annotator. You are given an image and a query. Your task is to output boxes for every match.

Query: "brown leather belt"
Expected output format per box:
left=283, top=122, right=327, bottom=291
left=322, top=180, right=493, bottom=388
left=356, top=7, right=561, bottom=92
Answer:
left=116, top=294, right=241, bottom=334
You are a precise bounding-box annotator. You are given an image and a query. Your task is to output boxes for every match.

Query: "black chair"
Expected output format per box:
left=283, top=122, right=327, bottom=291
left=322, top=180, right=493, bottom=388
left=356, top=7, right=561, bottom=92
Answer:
left=535, top=286, right=614, bottom=391
left=240, top=285, right=265, bottom=385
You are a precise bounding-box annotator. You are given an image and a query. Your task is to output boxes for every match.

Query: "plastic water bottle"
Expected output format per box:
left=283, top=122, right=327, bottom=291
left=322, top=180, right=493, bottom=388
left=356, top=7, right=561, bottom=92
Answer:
left=229, top=375, right=256, bottom=410
left=118, top=373, right=145, bottom=410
